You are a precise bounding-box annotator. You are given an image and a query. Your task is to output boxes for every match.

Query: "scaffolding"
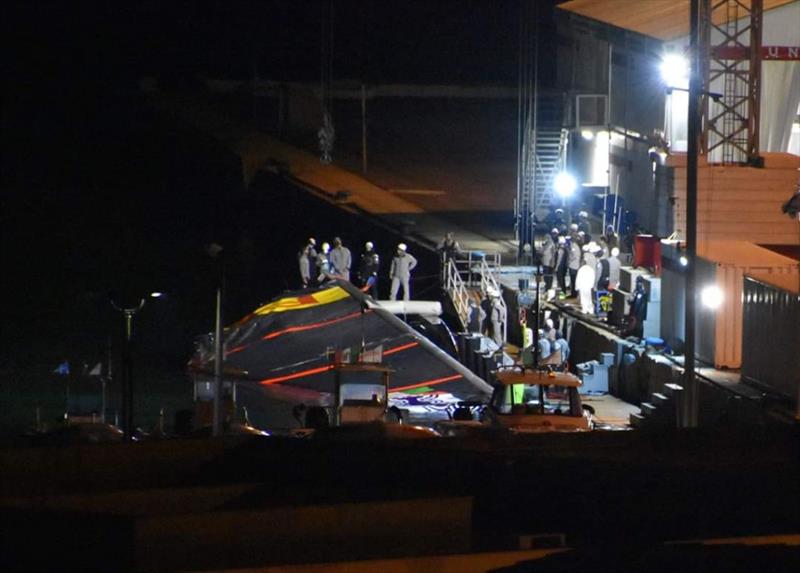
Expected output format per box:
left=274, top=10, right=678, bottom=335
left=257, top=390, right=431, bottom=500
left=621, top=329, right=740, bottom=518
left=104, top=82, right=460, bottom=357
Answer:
left=700, top=0, right=763, bottom=165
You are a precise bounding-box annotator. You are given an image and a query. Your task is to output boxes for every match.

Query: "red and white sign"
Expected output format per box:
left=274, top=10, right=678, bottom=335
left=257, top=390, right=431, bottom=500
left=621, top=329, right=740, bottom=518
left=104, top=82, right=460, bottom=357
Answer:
left=711, top=46, right=800, bottom=60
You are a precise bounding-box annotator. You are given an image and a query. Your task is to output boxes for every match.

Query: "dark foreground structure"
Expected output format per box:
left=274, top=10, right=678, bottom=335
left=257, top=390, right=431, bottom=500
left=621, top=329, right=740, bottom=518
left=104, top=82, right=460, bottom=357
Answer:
left=2, top=427, right=799, bottom=571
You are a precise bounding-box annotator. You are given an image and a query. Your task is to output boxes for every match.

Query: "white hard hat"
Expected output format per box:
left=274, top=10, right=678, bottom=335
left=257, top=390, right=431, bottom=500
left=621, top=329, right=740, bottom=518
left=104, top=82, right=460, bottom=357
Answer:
left=365, top=241, right=373, bottom=250
left=321, top=242, right=330, bottom=253
left=309, top=238, right=316, bottom=245
left=558, top=236, right=566, bottom=244
left=570, top=223, right=578, bottom=231
left=551, top=228, right=559, bottom=234
left=398, top=243, right=407, bottom=251
left=579, top=210, right=588, bottom=218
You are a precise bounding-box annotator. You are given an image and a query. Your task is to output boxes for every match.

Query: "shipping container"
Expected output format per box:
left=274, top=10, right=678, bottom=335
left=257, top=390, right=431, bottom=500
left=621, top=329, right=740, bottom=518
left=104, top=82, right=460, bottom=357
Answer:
left=741, top=276, right=800, bottom=411
left=660, top=241, right=800, bottom=368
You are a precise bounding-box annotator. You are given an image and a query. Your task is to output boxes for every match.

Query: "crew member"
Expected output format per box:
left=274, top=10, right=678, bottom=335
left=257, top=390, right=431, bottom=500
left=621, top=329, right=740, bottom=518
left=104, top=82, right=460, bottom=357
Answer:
left=467, top=299, right=486, bottom=334
left=489, top=289, right=505, bottom=347
left=567, top=237, right=581, bottom=298
left=555, top=236, right=568, bottom=297
left=329, top=237, right=352, bottom=281
left=601, top=225, right=619, bottom=257
left=541, top=229, right=558, bottom=290
left=358, top=241, right=380, bottom=297
left=316, top=242, right=333, bottom=283
left=577, top=210, right=592, bottom=235
left=554, top=331, right=570, bottom=367
left=607, top=247, right=622, bottom=290
left=537, top=329, right=551, bottom=363
left=298, top=238, right=317, bottom=287
left=575, top=254, right=596, bottom=315
left=389, top=243, right=417, bottom=301
left=437, top=232, right=461, bottom=263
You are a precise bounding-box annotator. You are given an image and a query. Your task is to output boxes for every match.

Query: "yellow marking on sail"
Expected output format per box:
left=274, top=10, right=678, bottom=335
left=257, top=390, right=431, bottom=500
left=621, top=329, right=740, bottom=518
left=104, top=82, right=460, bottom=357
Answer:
left=252, top=286, right=350, bottom=316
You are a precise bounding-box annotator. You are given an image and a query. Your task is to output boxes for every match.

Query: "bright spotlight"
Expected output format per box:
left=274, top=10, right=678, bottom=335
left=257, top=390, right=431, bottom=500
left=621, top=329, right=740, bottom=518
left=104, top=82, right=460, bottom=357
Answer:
left=700, top=285, right=723, bottom=310
left=679, top=255, right=688, bottom=267
left=150, top=292, right=164, bottom=298
left=553, top=172, right=577, bottom=198
left=660, top=54, right=688, bottom=88
left=581, top=130, right=594, bottom=141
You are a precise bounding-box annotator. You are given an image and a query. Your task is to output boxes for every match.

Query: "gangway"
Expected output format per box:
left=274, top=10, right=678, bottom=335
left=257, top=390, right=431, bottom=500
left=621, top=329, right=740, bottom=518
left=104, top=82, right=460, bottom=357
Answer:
left=442, top=250, right=508, bottom=343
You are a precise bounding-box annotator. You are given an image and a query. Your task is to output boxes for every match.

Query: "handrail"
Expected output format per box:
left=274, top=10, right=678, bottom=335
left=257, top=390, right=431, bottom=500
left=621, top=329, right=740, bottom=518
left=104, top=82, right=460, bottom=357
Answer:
left=442, top=249, right=507, bottom=344
left=444, top=257, right=470, bottom=330
left=478, top=258, right=507, bottom=343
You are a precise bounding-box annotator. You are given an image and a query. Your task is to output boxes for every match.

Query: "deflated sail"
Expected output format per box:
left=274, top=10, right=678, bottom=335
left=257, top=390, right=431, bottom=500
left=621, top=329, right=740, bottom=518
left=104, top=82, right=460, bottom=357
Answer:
left=190, top=281, right=491, bottom=402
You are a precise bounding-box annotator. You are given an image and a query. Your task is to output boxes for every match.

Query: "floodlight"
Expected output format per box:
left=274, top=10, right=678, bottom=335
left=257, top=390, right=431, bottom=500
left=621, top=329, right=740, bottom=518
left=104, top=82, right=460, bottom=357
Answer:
left=150, top=292, right=164, bottom=298
left=581, top=130, right=594, bottom=141
left=553, top=172, right=577, bottom=198
left=700, top=285, right=723, bottom=310
left=660, top=54, right=688, bottom=88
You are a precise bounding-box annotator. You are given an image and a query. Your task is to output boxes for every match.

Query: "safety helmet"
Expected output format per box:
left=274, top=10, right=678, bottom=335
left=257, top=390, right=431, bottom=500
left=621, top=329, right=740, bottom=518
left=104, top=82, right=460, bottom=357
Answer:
left=365, top=241, right=374, bottom=250
left=398, top=243, right=407, bottom=251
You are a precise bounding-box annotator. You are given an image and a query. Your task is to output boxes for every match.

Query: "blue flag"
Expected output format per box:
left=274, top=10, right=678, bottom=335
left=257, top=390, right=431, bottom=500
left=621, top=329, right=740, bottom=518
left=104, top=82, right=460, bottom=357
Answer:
left=53, top=361, right=70, bottom=376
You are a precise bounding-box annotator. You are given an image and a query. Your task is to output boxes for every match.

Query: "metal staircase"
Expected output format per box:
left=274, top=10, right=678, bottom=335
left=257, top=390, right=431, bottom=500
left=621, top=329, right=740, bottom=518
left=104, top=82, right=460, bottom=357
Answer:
left=443, top=251, right=507, bottom=343
left=533, top=127, right=568, bottom=217
left=517, top=94, right=568, bottom=248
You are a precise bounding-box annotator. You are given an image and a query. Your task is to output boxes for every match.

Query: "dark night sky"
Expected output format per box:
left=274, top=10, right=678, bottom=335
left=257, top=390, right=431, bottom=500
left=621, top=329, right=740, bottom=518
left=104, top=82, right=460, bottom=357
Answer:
left=2, top=1, right=554, bottom=377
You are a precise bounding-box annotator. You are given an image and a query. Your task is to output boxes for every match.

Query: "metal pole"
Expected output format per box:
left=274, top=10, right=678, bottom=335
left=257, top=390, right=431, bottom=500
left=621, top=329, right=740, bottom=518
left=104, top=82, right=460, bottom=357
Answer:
left=603, top=42, right=613, bottom=232
left=122, top=310, right=134, bottom=441
left=533, top=265, right=540, bottom=369
left=361, top=84, right=368, bottom=174
left=103, top=337, right=112, bottom=424
left=684, top=0, right=702, bottom=428
left=212, top=286, right=224, bottom=437
left=101, top=378, right=107, bottom=425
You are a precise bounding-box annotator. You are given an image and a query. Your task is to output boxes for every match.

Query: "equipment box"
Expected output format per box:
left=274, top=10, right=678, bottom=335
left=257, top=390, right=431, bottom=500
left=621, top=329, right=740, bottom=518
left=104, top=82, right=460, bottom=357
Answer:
left=619, top=267, right=649, bottom=292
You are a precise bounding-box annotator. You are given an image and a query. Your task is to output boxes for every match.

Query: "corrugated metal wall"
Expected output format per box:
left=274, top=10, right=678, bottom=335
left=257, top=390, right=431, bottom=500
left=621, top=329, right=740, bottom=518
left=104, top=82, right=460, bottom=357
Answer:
left=741, top=277, right=800, bottom=405
left=660, top=256, right=799, bottom=368
left=713, top=264, right=800, bottom=368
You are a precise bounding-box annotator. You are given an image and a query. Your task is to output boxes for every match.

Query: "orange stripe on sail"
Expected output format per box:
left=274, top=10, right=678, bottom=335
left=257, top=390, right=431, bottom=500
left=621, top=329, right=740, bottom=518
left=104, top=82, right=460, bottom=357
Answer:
left=392, top=374, right=463, bottom=393
left=259, top=364, right=335, bottom=385
left=262, top=310, right=368, bottom=341
left=382, top=341, right=419, bottom=355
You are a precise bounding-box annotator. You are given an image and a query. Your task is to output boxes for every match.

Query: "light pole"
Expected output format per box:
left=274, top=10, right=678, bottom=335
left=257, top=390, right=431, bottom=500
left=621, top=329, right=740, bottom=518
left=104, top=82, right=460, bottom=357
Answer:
left=207, top=242, right=225, bottom=437
left=684, top=0, right=701, bottom=428
left=112, top=292, right=162, bottom=442
left=213, top=284, right=224, bottom=437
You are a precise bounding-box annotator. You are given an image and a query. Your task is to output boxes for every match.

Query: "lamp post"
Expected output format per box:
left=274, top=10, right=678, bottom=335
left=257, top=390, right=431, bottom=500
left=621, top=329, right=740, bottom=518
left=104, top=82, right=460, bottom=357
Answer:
left=684, top=0, right=701, bottom=428
left=212, top=285, right=224, bottom=437
left=112, top=292, right=162, bottom=442
left=207, top=242, right=225, bottom=437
